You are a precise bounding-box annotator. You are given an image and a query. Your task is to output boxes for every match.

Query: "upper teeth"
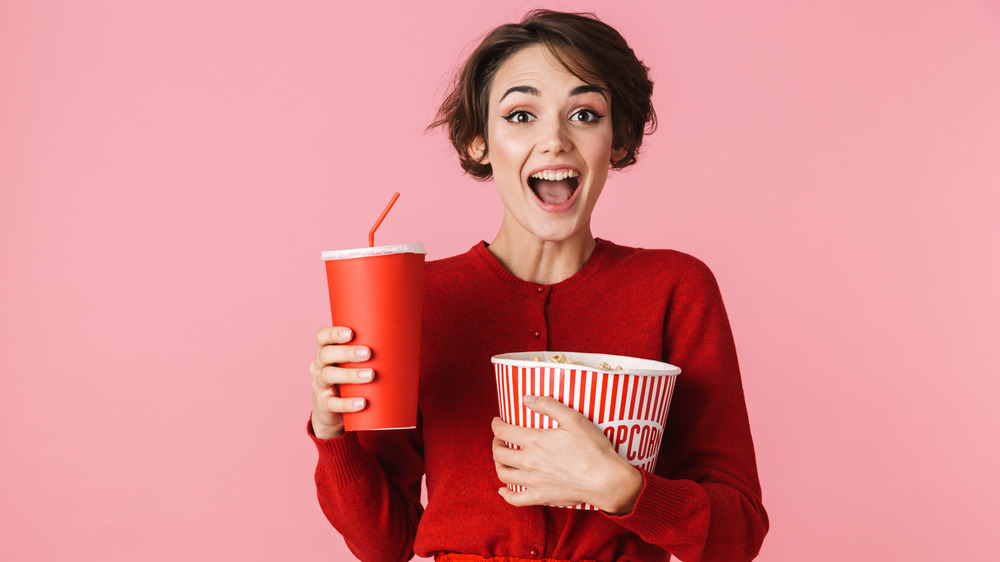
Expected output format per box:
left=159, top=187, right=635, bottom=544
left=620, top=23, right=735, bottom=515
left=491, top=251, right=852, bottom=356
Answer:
left=530, top=169, right=579, bottom=181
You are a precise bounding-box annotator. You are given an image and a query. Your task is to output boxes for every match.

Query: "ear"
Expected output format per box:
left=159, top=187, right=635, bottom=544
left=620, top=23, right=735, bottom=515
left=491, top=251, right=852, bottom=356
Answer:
left=467, top=135, right=490, bottom=165
left=611, top=146, right=627, bottom=163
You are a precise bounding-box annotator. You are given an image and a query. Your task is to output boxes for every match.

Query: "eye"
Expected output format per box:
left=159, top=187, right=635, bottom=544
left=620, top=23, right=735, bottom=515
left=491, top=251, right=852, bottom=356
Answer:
left=501, top=110, right=536, bottom=124
left=571, top=109, right=604, bottom=123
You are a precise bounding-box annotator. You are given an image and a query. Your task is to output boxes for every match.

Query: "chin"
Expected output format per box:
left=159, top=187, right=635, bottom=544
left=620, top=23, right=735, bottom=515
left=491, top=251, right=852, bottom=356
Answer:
left=528, top=221, right=585, bottom=244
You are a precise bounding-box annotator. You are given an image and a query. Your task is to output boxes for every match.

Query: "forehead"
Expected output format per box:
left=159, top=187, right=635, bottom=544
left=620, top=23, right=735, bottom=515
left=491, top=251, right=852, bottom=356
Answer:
left=490, top=44, right=602, bottom=100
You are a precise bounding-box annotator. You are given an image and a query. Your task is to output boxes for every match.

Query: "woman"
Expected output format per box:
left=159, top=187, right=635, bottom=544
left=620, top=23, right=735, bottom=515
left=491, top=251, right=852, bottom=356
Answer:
left=308, top=10, right=767, bottom=562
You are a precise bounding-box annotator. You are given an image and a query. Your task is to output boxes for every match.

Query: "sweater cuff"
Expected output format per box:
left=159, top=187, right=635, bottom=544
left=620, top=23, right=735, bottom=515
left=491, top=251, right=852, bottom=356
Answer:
left=307, top=417, right=375, bottom=486
left=610, top=470, right=706, bottom=539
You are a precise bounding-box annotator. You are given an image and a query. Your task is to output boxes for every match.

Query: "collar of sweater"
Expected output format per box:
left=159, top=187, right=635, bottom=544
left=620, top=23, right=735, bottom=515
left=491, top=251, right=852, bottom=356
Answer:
left=470, top=238, right=611, bottom=295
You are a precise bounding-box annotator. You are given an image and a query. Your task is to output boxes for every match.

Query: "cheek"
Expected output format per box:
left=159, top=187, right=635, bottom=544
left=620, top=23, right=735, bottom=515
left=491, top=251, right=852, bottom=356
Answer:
left=596, top=125, right=616, bottom=152
left=487, top=131, right=526, bottom=175
left=573, top=124, right=615, bottom=157
left=591, top=135, right=617, bottom=164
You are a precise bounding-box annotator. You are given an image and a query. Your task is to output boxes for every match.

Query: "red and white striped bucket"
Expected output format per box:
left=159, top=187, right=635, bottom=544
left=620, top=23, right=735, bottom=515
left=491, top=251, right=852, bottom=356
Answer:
left=492, top=351, right=681, bottom=511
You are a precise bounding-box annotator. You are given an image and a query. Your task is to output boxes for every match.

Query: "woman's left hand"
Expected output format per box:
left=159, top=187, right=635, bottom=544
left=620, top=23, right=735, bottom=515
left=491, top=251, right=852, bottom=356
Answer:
left=492, top=395, right=644, bottom=514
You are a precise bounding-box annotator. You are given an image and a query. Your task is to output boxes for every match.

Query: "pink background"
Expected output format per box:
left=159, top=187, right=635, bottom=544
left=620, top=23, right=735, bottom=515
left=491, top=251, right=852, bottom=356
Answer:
left=2, top=0, right=998, bottom=560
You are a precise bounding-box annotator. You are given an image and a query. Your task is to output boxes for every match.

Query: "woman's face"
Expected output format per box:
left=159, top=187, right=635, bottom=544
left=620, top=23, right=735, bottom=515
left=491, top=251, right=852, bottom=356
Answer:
left=475, top=45, right=624, bottom=245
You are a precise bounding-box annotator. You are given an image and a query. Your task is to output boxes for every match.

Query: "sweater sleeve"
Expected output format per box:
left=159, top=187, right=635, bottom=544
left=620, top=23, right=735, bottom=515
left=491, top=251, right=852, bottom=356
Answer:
left=609, top=257, right=768, bottom=561
left=309, top=418, right=425, bottom=562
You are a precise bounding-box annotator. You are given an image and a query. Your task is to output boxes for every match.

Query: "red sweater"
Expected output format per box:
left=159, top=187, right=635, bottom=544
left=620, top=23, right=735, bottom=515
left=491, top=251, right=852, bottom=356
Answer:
left=310, top=240, right=767, bottom=561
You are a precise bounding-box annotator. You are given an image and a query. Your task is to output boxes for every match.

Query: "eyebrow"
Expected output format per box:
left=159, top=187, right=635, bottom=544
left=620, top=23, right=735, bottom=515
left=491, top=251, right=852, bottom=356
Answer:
left=498, top=84, right=608, bottom=103
left=570, top=85, right=608, bottom=100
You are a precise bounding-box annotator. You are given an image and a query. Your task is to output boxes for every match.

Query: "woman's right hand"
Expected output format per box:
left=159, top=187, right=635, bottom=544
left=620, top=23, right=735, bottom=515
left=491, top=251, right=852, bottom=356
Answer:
left=309, top=326, right=373, bottom=440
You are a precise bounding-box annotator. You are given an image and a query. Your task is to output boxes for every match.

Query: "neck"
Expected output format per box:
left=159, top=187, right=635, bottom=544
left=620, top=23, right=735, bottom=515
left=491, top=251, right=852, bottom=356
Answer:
left=487, top=220, right=597, bottom=285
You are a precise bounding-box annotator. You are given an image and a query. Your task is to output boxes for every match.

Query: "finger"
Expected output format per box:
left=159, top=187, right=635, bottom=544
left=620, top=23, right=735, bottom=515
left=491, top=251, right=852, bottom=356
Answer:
left=494, top=461, right=524, bottom=486
left=522, top=395, right=580, bottom=427
left=492, top=437, right=521, bottom=468
left=490, top=416, right=508, bottom=436
left=324, top=395, right=367, bottom=414
left=499, top=485, right=580, bottom=509
left=316, top=326, right=355, bottom=347
left=317, top=366, right=374, bottom=388
left=498, top=486, right=543, bottom=508
left=491, top=417, right=540, bottom=448
left=318, top=344, right=371, bottom=367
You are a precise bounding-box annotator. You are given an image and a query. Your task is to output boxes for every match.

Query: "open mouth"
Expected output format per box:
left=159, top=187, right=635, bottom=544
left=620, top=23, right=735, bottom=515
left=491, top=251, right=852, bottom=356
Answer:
left=527, top=169, right=580, bottom=206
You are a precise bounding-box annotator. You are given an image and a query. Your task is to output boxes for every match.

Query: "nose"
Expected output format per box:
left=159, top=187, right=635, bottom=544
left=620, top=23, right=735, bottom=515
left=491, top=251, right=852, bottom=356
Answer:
left=537, top=118, right=572, bottom=154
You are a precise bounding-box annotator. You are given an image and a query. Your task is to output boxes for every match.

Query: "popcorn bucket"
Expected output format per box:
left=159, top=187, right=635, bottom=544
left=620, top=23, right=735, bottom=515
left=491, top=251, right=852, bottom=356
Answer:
left=491, top=351, right=681, bottom=510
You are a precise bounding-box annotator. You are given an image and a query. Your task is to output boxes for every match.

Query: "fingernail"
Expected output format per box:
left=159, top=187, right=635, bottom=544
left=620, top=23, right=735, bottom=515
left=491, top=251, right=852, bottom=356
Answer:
left=358, top=369, right=373, bottom=381
left=355, top=347, right=370, bottom=359
left=353, top=398, right=366, bottom=409
left=339, top=328, right=352, bottom=339
left=522, top=395, right=537, bottom=404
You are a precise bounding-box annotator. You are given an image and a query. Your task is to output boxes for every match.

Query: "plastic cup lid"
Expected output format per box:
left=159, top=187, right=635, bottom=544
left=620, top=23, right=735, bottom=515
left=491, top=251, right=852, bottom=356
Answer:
left=321, top=242, right=426, bottom=261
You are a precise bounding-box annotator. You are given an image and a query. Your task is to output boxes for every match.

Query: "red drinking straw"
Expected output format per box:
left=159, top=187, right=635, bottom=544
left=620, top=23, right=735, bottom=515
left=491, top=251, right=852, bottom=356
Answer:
left=369, top=192, right=401, bottom=247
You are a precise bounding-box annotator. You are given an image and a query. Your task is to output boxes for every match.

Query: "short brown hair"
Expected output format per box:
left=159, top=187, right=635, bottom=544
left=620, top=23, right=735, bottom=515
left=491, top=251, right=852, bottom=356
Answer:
left=430, top=9, right=657, bottom=180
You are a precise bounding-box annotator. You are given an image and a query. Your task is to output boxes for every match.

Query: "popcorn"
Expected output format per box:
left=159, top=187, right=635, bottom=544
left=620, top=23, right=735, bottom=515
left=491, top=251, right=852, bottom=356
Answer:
left=533, top=354, right=622, bottom=370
